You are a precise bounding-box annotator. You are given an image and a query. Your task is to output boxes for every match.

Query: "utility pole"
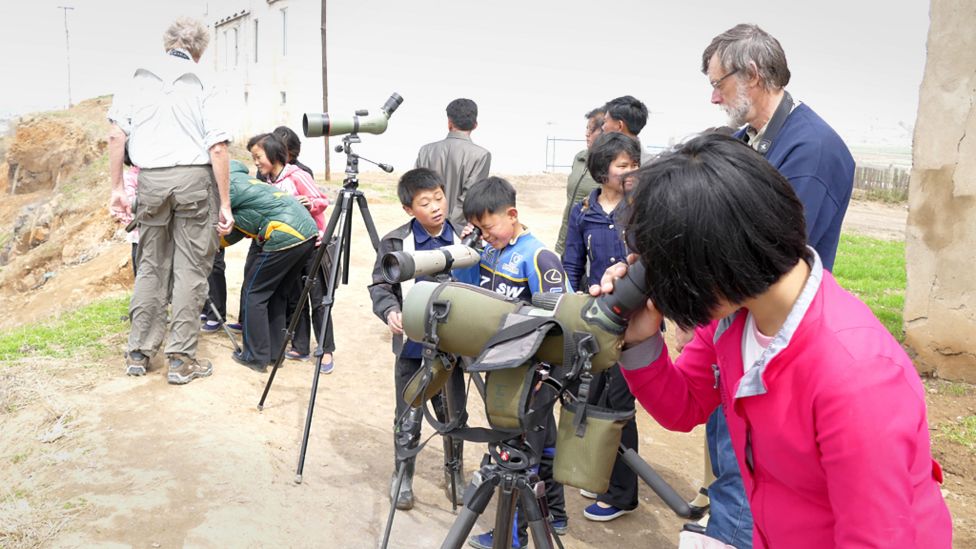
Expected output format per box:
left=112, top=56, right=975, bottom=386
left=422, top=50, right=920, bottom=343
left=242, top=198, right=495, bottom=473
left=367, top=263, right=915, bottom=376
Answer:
left=57, top=6, right=74, bottom=108
left=320, top=0, right=330, bottom=180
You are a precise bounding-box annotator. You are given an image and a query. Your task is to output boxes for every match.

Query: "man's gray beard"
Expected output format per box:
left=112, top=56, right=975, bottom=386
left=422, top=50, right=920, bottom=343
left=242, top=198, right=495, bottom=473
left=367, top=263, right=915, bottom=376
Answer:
left=724, top=83, right=752, bottom=127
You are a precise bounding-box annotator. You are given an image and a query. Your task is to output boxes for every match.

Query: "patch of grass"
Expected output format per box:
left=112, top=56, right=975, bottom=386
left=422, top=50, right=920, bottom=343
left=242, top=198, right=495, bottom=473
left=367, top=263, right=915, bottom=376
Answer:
left=853, top=187, right=909, bottom=204
left=832, top=234, right=905, bottom=341
left=10, top=451, right=30, bottom=465
left=939, top=415, right=976, bottom=450
left=0, top=296, right=129, bottom=362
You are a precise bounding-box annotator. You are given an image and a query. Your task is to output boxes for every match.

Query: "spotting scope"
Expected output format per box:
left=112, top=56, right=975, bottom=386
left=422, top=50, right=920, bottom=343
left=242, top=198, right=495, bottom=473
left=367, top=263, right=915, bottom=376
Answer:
left=303, top=92, right=403, bottom=138
left=401, top=261, right=650, bottom=375
left=381, top=229, right=482, bottom=284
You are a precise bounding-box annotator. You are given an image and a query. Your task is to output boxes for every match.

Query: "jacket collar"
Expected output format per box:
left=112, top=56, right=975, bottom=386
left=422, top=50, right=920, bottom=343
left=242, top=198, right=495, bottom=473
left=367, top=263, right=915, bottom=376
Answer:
left=446, top=130, right=473, bottom=141
left=716, top=247, right=824, bottom=399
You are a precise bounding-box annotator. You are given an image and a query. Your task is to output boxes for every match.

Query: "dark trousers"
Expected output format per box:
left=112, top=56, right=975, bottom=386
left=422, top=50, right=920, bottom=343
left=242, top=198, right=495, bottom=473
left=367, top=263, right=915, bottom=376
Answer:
left=237, top=240, right=262, bottom=323
left=587, top=364, right=639, bottom=510
left=204, top=248, right=227, bottom=322
left=393, top=355, right=466, bottom=463
left=240, top=240, right=315, bottom=364
left=290, top=244, right=336, bottom=355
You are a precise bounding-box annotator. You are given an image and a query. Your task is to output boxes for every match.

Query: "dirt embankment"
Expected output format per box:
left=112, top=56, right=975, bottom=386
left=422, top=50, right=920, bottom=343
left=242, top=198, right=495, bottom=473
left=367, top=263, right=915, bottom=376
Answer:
left=0, top=98, right=134, bottom=330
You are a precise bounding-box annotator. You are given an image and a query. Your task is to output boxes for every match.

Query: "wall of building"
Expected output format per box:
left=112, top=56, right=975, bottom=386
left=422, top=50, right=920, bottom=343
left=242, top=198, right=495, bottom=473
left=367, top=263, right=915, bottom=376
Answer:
left=210, top=0, right=327, bottom=174
left=904, top=0, right=976, bottom=382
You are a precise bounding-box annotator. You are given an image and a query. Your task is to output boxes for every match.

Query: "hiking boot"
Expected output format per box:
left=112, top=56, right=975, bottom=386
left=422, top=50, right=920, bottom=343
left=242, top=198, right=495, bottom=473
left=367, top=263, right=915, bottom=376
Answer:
left=126, top=350, right=149, bottom=376
left=390, top=460, right=415, bottom=510
left=167, top=354, right=213, bottom=385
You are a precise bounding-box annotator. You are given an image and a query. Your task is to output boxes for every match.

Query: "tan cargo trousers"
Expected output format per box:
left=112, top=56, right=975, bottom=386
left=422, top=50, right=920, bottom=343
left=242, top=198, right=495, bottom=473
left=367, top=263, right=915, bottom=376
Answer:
left=128, top=165, right=219, bottom=358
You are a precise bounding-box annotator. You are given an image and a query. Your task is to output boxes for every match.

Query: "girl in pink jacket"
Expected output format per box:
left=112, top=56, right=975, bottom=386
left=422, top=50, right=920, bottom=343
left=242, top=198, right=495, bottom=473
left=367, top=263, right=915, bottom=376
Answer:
left=595, top=134, right=951, bottom=549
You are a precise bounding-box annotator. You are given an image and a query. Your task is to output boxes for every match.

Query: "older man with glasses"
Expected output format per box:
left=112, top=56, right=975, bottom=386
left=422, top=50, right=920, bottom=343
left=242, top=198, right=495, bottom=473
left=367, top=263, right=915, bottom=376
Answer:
left=108, top=17, right=233, bottom=385
left=682, top=23, right=855, bottom=549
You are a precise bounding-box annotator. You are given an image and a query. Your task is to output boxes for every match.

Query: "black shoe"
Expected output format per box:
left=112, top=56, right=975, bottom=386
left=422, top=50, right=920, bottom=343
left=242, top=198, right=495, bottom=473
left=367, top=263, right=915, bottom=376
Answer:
left=682, top=522, right=707, bottom=535
left=232, top=351, right=268, bottom=373
left=687, top=487, right=709, bottom=520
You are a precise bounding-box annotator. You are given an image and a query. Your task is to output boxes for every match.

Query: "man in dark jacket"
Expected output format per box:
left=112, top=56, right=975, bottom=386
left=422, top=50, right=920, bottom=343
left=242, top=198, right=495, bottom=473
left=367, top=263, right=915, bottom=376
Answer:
left=691, top=23, right=856, bottom=549
left=416, top=98, right=492, bottom=228
left=222, top=160, right=318, bottom=372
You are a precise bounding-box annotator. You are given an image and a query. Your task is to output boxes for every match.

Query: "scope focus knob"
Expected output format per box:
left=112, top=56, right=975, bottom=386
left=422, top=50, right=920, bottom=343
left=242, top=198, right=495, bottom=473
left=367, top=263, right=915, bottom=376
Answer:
left=531, top=292, right=562, bottom=311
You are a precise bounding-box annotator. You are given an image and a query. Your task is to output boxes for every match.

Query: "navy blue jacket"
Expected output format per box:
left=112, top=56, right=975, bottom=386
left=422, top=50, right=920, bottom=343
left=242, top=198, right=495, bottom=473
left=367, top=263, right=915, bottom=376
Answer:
left=562, top=188, right=629, bottom=292
left=737, top=102, right=854, bottom=270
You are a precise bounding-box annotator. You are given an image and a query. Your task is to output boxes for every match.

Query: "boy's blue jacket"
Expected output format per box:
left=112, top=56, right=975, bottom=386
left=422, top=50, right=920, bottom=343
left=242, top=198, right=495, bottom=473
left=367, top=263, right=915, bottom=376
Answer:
left=477, top=230, right=568, bottom=303
left=368, top=219, right=478, bottom=355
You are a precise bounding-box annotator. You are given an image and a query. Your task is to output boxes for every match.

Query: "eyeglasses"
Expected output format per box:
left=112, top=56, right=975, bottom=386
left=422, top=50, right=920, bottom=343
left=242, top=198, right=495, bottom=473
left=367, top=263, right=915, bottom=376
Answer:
left=709, top=68, right=739, bottom=89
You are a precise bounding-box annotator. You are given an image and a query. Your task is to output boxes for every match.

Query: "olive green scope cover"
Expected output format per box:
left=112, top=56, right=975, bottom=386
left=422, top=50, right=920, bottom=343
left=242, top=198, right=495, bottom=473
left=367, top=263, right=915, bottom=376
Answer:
left=553, top=398, right=635, bottom=493
left=402, top=353, right=454, bottom=409
left=402, top=282, right=624, bottom=376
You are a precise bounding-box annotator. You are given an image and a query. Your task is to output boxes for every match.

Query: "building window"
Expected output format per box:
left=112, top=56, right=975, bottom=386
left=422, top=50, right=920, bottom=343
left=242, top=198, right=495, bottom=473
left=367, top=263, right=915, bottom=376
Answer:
left=222, top=30, right=228, bottom=68
left=233, top=27, right=239, bottom=66
left=280, top=91, right=287, bottom=105
left=253, top=19, right=259, bottom=63
left=281, top=8, right=288, bottom=56
left=244, top=91, right=249, bottom=104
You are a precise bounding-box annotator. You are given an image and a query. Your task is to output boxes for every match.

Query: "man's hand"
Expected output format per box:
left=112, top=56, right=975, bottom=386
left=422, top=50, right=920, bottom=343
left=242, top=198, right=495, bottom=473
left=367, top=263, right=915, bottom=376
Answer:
left=217, top=205, right=234, bottom=236
left=386, top=309, right=404, bottom=335
left=589, top=254, right=664, bottom=345
left=109, top=188, right=132, bottom=223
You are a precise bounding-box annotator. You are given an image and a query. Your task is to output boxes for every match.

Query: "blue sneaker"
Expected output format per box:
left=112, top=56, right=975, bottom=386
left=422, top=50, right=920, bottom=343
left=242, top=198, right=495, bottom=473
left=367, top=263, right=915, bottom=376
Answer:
left=201, top=320, right=221, bottom=333
left=468, top=530, right=520, bottom=549
left=319, top=359, right=334, bottom=375
left=583, top=502, right=634, bottom=522
left=226, top=322, right=243, bottom=334
left=551, top=518, right=568, bottom=535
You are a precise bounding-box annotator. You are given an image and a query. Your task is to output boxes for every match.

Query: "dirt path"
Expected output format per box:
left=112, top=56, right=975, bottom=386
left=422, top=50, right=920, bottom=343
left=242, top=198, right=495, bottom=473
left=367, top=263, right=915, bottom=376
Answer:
left=2, top=175, right=970, bottom=549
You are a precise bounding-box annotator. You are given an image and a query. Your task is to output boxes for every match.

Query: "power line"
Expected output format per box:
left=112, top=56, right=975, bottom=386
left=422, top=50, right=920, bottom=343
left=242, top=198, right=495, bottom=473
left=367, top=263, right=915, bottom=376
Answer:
left=57, top=6, right=74, bottom=108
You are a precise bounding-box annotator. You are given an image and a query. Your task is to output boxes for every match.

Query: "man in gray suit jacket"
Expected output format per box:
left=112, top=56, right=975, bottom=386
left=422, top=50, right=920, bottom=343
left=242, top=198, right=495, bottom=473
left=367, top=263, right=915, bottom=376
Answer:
left=416, top=98, right=492, bottom=228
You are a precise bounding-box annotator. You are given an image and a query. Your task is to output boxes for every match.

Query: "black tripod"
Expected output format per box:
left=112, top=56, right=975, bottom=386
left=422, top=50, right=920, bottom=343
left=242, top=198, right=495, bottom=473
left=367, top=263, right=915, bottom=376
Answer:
left=257, top=133, right=385, bottom=483
left=441, top=439, right=561, bottom=549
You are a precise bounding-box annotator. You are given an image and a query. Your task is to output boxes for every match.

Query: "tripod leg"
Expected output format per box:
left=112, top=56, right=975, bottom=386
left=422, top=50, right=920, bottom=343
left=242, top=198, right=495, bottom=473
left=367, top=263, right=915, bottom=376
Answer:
left=619, top=444, right=694, bottom=517
left=353, top=192, right=381, bottom=251
left=491, top=474, right=518, bottom=549
left=257, top=198, right=345, bottom=410
left=206, top=297, right=241, bottom=353
left=519, top=477, right=557, bottom=549
left=440, top=469, right=500, bottom=549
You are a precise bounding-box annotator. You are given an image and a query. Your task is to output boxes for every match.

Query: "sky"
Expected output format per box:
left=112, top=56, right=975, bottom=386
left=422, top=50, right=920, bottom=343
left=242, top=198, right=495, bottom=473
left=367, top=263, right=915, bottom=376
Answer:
left=0, top=0, right=930, bottom=173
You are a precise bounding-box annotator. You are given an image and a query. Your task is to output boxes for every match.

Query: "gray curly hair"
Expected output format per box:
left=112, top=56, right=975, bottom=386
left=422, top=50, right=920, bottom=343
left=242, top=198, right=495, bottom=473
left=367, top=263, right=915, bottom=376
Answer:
left=163, top=17, right=210, bottom=60
left=701, top=24, right=791, bottom=91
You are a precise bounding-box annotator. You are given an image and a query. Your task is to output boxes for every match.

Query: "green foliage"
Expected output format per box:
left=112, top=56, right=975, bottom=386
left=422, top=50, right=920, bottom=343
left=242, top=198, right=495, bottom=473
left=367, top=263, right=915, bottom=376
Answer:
left=0, top=296, right=129, bottom=362
left=940, top=415, right=976, bottom=450
left=832, top=234, right=905, bottom=341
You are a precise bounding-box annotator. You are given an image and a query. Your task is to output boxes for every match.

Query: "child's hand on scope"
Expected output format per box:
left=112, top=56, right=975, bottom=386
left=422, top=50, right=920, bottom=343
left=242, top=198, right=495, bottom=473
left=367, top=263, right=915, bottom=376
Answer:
left=589, top=254, right=664, bottom=346
left=386, top=309, right=404, bottom=335
left=296, top=195, right=312, bottom=209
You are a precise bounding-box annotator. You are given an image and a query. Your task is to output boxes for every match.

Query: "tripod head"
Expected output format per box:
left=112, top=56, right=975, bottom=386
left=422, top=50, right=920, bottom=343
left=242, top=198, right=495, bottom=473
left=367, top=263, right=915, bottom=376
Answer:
left=335, top=133, right=395, bottom=190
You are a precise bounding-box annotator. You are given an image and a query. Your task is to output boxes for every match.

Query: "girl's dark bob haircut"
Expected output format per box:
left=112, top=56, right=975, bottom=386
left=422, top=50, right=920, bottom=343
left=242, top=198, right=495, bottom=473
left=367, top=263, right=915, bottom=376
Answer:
left=625, top=133, right=809, bottom=329
left=586, top=132, right=642, bottom=184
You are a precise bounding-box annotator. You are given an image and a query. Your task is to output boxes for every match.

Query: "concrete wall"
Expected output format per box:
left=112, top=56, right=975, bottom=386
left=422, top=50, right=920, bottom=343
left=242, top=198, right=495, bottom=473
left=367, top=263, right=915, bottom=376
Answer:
left=209, top=0, right=327, bottom=174
left=904, top=0, right=976, bottom=382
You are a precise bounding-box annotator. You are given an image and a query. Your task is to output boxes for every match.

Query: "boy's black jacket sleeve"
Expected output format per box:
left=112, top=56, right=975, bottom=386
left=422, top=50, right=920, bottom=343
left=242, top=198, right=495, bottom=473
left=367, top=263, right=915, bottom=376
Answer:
left=367, top=233, right=402, bottom=322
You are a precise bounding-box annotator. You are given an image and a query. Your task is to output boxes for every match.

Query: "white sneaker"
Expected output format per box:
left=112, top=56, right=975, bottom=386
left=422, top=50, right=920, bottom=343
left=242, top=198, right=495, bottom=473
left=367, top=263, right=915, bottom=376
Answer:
left=579, top=489, right=599, bottom=499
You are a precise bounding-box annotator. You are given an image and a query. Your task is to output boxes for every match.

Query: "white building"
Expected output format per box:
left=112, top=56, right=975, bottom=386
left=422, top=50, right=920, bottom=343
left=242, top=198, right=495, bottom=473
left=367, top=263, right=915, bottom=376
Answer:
left=209, top=0, right=328, bottom=174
